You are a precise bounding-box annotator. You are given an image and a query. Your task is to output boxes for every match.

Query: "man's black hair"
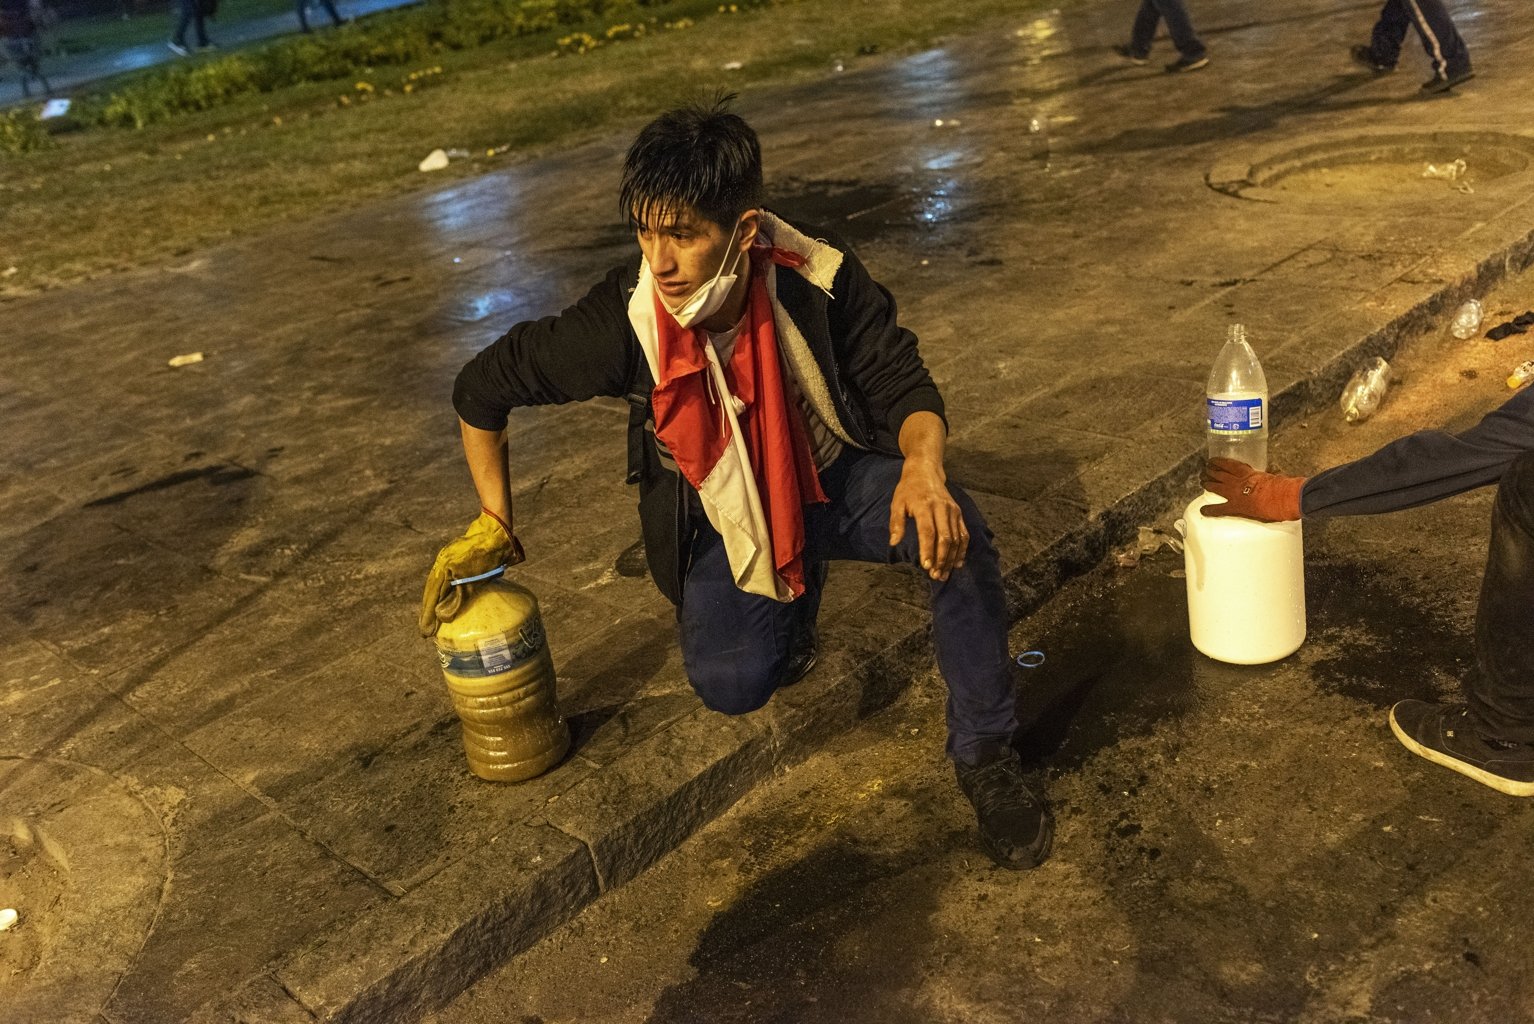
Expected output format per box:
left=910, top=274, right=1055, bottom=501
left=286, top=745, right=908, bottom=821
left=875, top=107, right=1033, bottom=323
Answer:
left=619, top=94, right=763, bottom=231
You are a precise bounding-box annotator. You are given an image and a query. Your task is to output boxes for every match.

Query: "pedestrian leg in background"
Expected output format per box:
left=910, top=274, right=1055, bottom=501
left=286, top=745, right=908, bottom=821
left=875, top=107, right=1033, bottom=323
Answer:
left=1362, top=0, right=1411, bottom=68
left=1, top=0, right=50, bottom=95
left=1121, top=0, right=1208, bottom=73
left=297, top=0, right=344, bottom=32
left=167, top=0, right=207, bottom=53
left=1404, top=0, right=1472, bottom=93
left=1356, top=0, right=1472, bottom=93
left=1390, top=452, right=1534, bottom=796
left=806, top=450, right=1053, bottom=869
left=2, top=35, right=49, bottom=96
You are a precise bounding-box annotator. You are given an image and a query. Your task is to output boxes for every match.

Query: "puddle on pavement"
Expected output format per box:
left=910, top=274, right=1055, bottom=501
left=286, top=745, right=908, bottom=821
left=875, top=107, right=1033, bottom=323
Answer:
left=1011, top=545, right=1469, bottom=768
left=1299, top=556, right=1469, bottom=707
left=1012, top=550, right=1207, bottom=771
left=771, top=178, right=972, bottom=247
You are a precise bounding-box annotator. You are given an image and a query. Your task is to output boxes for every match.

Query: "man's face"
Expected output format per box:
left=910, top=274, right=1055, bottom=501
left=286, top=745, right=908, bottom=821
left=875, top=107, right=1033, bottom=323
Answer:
left=632, top=205, right=744, bottom=306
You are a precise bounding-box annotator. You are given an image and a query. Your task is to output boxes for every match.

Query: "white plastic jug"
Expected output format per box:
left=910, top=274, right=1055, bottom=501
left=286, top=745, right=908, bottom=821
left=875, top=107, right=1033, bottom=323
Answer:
left=1176, top=491, right=1306, bottom=665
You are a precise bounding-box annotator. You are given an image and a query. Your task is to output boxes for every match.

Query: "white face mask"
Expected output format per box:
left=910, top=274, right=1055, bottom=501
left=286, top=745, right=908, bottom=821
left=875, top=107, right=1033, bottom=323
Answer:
left=659, top=217, right=745, bottom=329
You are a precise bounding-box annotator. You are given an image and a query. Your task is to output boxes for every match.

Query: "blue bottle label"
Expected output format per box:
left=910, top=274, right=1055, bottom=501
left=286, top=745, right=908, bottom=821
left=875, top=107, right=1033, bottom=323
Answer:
left=436, top=616, right=546, bottom=678
left=1207, top=397, right=1264, bottom=433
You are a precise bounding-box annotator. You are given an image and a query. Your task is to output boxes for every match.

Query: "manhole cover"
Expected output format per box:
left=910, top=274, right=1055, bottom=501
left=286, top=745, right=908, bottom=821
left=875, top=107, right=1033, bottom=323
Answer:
left=1207, top=131, right=1534, bottom=204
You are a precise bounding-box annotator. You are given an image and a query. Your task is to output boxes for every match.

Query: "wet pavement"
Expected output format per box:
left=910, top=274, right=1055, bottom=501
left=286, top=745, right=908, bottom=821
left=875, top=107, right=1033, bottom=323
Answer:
left=424, top=276, right=1534, bottom=1021
left=0, top=0, right=418, bottom=110
left=3, top=0, right=1534, bottom=1019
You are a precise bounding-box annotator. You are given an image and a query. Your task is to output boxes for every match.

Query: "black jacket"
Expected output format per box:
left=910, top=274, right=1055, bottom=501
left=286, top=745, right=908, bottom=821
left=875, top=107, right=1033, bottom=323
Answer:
left=453, top=219, right=944, bottom=604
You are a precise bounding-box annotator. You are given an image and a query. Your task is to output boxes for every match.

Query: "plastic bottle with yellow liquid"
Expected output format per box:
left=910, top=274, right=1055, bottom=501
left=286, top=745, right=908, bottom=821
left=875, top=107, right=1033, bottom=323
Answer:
left=433, top=566, right=569, bottom=782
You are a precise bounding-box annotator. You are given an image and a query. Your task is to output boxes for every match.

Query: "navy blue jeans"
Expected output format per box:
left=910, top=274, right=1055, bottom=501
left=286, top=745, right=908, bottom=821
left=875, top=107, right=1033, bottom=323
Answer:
left=1369, top=0, right=1471, bottom=78
left=1469, top=451, right=1534, bottom=743
left=1129, top=0, right=1205, bottom=60
left=677, top=449, right=1019, bottom=764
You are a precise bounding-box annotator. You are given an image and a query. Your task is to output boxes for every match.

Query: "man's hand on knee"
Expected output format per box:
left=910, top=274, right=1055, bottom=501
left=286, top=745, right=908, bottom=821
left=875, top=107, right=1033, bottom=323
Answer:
left=889, top=457, right=969, bottom=581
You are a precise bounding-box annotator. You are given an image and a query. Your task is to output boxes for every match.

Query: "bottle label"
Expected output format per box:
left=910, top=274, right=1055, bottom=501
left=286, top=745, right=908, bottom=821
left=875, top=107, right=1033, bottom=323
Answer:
left=436, top=616, right=546, bottom=677
left=1207, top=397, right=1264, bottom=433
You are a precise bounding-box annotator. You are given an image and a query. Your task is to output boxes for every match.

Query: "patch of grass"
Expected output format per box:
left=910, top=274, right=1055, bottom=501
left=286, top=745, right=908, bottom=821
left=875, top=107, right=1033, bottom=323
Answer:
left=1, top=0, right=1064, bottom=294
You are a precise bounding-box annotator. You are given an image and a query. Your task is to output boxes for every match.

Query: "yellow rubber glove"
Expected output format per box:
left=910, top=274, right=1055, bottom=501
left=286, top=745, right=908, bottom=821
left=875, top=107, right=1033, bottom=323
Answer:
left=418, top=510, right=525, bottom=637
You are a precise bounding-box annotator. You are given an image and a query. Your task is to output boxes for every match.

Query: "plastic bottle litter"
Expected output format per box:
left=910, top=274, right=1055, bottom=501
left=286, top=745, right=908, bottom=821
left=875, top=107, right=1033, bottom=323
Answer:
left=1206, top=323, right=1269, bottom=471
left=1422, top=158, right=1467, bottom=182
left=1508, top=360, right=1534, bottom=390
left=1450, top=298, right=1484, bottom=339
left=1339, top=356, right=1392, bottom=423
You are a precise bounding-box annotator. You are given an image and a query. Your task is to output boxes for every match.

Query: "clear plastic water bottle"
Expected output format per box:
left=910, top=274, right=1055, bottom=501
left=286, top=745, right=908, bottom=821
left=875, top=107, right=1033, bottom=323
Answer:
left=1339, top=357, right=1391, bottom=423
left=1450, top=299, right=1483, bottom=340
left=1206, top=323, right=1269, bottom=471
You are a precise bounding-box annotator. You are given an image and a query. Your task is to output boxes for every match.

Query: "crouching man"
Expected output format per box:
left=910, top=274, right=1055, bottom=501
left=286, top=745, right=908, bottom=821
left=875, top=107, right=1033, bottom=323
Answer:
left=420, top=98, right=1053, bottom=869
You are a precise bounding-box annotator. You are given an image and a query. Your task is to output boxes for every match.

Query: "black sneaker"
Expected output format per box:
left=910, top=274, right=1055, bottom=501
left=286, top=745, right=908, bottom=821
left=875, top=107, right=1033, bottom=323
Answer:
left=1389, top=700, right=1534, bottom=796
left=1112, top=43, right=1148, bottom=66
left=954, top=743, right=1054, bottom=870
left=1165, top=54, right=1209, bottom=73
left=1349, top=44, right=1394, bottom=73
left=781, top=562, right=825, bottom=687
left=1420, top=67, right=1474, bottom=94
left=781, top=628, right=817, bottom=686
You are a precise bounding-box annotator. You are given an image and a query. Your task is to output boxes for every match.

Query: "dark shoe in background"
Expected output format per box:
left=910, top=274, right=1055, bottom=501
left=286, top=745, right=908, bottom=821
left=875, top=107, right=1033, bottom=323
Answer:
left=1420, top=67, right=1475, bottom=94
left=1350, top=44, right=1395, bottom=72
left=1165, top=53, right=1209, bottom=73
left=1389, top=700, right=1534, bottom=796
left=1112, top=43, right=1149, bottom=66
left=955, top=742, right=1054, bottom=870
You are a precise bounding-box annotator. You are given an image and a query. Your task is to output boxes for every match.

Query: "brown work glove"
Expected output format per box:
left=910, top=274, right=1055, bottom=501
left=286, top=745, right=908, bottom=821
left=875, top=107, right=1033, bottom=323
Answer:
left=418, top=509, right=525, bottom=637
left=1200, top=458, right=1305, bottom=522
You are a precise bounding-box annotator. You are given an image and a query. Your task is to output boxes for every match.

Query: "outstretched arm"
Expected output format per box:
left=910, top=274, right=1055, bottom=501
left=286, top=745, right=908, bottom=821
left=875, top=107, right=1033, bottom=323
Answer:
left=1302, top=386, right=1534, bottom=517
left=1202, top=386, right=1534, bottom=522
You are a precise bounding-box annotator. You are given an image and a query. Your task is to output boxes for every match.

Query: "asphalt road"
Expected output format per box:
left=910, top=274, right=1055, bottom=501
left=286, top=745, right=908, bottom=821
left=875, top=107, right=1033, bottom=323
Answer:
left=422, top=268, right=1534, bottom=1024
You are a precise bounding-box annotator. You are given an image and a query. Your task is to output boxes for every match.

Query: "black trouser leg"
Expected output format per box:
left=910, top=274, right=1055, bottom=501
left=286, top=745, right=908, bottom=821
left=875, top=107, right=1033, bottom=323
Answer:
left=1369, top=0, right=1411, bottom=66
left=1402, top=0, right=1471, bottom=78
left=1467, top=452, right=1534, bottom=743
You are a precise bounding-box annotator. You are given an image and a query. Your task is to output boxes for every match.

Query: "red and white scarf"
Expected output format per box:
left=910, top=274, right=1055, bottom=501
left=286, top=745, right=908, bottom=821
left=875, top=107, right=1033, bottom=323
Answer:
left=630, top=244, right=827, bottom=601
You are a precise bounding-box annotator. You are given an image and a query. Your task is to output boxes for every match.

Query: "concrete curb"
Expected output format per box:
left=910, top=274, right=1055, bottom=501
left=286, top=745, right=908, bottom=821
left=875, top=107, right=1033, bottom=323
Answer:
left=189, top=212, right=1534, bottom=1024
